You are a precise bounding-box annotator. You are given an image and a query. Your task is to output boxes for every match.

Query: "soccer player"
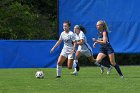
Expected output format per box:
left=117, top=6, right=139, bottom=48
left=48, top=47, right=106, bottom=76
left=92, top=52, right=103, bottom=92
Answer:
left=93, top=20, right=124, bottom=78
left=72, top=25, right=104, bottom=75
left=50, top=20, right=76, bottom=78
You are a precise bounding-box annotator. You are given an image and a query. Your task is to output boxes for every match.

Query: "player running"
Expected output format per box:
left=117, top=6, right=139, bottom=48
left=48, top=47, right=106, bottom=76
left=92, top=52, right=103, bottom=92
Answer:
left=50, top=20, right=76, bottom=78
left=93, top=20, right=124, bottom=78
left=72, top=25, right=104, bottom=75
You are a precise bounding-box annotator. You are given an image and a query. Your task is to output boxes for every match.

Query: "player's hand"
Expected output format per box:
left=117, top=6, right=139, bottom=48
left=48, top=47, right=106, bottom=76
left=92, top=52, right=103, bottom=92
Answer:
left=92, top=38, right=96, bottom=42
left=93, top=42, right=97, bottom=48
left=71, top=49, right=75, bottom=54
left=50, top=48, right=54, bottom=53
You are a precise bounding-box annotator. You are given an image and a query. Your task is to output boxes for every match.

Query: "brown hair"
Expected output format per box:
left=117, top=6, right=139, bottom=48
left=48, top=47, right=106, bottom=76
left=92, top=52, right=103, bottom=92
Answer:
left=64, top=20, right=71, bottom=27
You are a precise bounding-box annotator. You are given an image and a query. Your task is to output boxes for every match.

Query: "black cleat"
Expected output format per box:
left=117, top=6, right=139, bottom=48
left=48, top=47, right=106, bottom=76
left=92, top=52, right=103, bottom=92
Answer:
left=56, top=76, right=61, bottom=78
left=76, top=63, right=80, bottom=71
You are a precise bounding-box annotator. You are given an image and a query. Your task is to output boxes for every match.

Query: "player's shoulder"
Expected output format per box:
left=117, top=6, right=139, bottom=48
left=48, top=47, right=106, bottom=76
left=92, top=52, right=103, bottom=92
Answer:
left=69, top=31, right=75, bottom=36
left=61, top=31, right=65, bottom=34
left=79, top=30, right=84, bottom=34
left=60, top=31, right=66, bottom=36
left=69, top=31, right=74, bottom=34
left=79, top=30, right=85, bottom=36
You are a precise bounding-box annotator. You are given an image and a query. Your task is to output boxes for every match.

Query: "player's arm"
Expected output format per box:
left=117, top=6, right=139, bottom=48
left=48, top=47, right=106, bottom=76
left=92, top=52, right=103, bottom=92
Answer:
left=77, top=39, right=84, bottom=45
left=50, top=40, right=62, bottom=53
left=77, top=32, right=85, bottom=45
left=71, top=41, right=77, bottom=54
left=94, top=31, right=107, bottom=44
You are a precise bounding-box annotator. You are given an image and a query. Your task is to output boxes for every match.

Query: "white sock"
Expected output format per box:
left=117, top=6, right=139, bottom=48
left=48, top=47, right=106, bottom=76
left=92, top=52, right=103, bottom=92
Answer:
left=56, top=65, right=62, bottom=76
left=73, top=60, right=78, bottom=72
left=72, top=60, right=78, bottom=68
left=74, top=68, right=77, bottom=73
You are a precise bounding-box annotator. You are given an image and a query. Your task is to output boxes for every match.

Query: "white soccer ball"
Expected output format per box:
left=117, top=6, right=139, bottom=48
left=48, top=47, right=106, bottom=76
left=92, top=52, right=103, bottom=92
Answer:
left=35, top=71, right=44, bottom=79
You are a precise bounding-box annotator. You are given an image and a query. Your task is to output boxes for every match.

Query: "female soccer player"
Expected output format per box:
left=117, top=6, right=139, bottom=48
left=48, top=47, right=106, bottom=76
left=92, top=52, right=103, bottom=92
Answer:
left=72, top=25, right=104, bottom=75
left=93, top=20, right=124, bottom=78
left=50, top=20, right=76, bottom=78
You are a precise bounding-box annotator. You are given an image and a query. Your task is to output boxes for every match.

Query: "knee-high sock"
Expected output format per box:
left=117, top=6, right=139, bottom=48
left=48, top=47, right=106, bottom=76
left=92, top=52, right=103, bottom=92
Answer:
left=73, top=60, right=78, bottom=72
left=114, top=65, right=123, bottom=76
left=72, top=60, right=78, bottom=68
left=56, top=65, right=62, bottom=76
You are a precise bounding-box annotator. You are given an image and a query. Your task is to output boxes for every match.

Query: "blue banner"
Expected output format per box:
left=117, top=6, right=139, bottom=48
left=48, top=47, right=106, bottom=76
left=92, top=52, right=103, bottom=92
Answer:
left=59, top=0, right=140, bottom=53
left=0, top=40, right=62, bottom=68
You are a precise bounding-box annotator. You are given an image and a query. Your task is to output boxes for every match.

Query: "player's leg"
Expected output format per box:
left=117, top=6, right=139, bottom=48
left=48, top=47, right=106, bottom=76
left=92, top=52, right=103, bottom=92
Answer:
left=67, top=53, right=75, bottom=69
left=108, top=53, right=124, bottom=78
left=95, top=53, right=106, bottom=74
left=71, top=51, right=81, bottom=75
left=100, top=57, right=113, bottom=74
left=73, top=51, right=81, bottom=70
left=56, top=55, right=67, bottom=78
left=95, top=53, right=106, bottom=65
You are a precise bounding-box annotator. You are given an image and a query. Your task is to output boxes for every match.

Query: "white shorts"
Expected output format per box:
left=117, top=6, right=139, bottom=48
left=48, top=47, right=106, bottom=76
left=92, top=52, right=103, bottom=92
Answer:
left=79, top=49, right=93, bottom=57
left=60, top=51, right=74, bottom=59
left=77, top=45, right=93, bottom=57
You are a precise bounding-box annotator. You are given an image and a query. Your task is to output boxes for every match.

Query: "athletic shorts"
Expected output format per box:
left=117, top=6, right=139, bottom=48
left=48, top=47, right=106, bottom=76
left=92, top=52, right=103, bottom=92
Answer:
left=77, top=49, right=93, bottom=57
left=100, top=45, right=114, bottom=55
left=60, top=51, right=74, bottom=59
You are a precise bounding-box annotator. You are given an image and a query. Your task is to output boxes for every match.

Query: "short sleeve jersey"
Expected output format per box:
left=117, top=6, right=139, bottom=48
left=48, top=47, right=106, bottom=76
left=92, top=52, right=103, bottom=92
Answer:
left=59, top=31, right=75, bottom=53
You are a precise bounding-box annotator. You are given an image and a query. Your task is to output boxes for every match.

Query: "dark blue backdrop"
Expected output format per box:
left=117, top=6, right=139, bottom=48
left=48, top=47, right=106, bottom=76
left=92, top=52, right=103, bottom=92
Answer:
left=59, top=0, right=140, bottom=54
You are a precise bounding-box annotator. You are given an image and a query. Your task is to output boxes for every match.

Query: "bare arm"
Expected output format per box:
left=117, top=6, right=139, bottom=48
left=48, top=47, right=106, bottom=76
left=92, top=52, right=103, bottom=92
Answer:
left=77, top=39, right=84, bottom=45
left=94, top=32, right=107, bottom=44
left=50, top=40, right=62, bottom=53
left=71, top=41, right=77, bottom=54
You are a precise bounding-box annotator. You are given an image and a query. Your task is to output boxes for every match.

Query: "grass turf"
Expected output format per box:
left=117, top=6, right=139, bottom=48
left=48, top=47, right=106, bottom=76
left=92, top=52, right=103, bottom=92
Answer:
left=0, top=66, right=139, bottom=93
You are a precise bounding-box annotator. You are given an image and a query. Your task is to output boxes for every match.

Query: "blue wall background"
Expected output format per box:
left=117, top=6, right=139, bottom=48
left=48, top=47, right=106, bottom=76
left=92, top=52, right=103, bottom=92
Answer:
left=1, top=0, right=140, bottom=68
left=59, top=0, right=140, bottom=54
left=0, top=40, right=62, bottom=68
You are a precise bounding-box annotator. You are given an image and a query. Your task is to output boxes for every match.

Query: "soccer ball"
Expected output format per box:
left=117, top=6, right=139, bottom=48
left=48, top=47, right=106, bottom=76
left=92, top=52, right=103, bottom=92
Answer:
left=35, top=71, right=44, bottom=79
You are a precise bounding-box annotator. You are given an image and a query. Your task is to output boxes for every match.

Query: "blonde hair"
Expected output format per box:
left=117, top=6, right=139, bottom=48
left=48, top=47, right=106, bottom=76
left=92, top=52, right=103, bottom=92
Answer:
left=98, top=20, right=110, bottom=33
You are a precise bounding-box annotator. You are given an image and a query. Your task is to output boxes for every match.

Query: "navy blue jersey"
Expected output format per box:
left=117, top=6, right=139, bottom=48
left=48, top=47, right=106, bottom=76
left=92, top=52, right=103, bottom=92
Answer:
left=98, top=30, right=114, bottom=54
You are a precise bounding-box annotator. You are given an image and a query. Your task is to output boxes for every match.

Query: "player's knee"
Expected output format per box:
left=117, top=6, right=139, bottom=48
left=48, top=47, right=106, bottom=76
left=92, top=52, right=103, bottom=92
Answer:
left=110, top=61, right=116, bottom=66
left=88, top=57, right=96, bottom=63
left=57, top=62, right=62, bottom=66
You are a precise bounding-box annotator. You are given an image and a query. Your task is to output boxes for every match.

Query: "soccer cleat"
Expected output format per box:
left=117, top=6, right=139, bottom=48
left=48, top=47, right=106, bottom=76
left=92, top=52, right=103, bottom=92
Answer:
left=100, top=66, right=104, bottom=74
left=56, top=76, right=61, bottom=78
left=76, top=62, right=80, bottom=71
left=107, top=65, right=113, bottom=75
left=71, top=71, right=78, bottom=76
left=120, top=75, right=124, bottom=78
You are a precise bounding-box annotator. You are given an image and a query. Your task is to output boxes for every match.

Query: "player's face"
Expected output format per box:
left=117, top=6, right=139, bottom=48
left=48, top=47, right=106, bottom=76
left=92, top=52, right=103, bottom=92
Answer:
left=96, top=21, right=103, bottom=30
left=63, top=23, right=69, bottom=31
left=74, top=27, right=80, bottom=34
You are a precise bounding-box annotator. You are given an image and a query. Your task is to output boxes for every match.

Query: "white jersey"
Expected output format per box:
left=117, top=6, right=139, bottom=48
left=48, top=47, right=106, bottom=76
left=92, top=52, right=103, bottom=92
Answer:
left=75, top=31, right=92, bottom=52
left=59, top=31, right=75, bottom=53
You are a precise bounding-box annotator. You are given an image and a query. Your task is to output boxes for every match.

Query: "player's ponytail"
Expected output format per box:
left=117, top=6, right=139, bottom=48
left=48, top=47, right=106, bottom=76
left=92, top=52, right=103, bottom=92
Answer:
left=79, top=25, right=86, bottom=34
left=103, top=20, right=110, bottom=33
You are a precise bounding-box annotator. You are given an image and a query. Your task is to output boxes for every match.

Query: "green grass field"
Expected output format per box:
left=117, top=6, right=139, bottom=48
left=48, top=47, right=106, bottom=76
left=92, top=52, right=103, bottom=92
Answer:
left=0, top=66, right=139, bottom=93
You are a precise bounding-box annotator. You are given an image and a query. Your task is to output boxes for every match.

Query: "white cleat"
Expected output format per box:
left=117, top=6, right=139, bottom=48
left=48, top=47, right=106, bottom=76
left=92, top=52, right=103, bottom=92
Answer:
left=107, top=65, right=113, bottom=75
left=100, top=66, right=104, bottom=74
left=71, top=71, right=78, bottom=76
left=120, top=75, right=124, bottom=78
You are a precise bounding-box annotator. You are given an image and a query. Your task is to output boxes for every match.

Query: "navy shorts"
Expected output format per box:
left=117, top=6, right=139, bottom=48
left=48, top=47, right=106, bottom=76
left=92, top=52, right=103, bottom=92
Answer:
left=99, top=44, right=114, bottom=55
